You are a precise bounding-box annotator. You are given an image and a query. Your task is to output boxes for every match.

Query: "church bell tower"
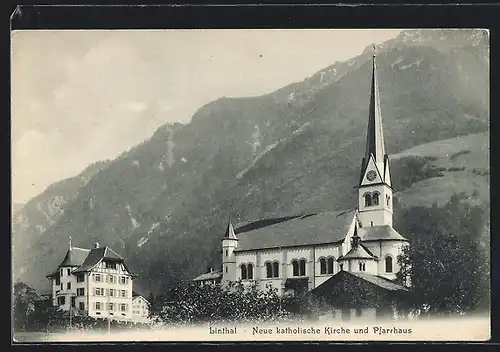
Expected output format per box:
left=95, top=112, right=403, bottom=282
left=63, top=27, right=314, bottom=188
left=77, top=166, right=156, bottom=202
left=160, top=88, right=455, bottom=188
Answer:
left=357, top=47, right=393, bottom=228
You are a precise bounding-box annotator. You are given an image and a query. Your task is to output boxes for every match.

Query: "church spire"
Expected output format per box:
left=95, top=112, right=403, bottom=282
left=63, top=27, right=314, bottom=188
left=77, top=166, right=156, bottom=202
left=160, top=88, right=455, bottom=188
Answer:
left=363, top=45, right=386, bottom=168
left=69, top=236, right=72, bottom=250
left=351, top=223, right=361, bottom=249
left=223, top=219, right=237, bottom=240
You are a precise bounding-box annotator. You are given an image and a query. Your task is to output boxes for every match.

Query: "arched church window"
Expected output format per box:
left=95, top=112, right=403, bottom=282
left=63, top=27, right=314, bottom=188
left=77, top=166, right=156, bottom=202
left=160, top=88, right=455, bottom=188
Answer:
left=299, top=259, right=306, bottom=276
left=327, top=257, right=335, bottom=274
left=273, top=261, right=280, bottom=278
left=247, top=263, right=254, bottom=279
left=340, top=264, right=344, bottom=271
left=266, top=262, right=273, bottom=278
left=359, top=262, right=363, bottom=271
left=362, top=263, right=366, bottom=271
left=241, top=264, right=247, bottom=280
left=373, top=192, right=380, bottom=205
left=319, top=258, right=327, bottom=275
left=386, top=195, right=391, bottom=206
left=292, top=260, right=299, bottom=276
left=364, top=193, right=372, bottom=207
left=385, top=256, right=393, bottom=273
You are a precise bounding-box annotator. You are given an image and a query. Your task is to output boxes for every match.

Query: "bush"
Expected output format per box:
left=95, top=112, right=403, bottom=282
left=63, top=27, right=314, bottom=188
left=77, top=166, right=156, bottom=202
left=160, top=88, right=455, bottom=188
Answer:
left=151, top=281, right=305, bottom=326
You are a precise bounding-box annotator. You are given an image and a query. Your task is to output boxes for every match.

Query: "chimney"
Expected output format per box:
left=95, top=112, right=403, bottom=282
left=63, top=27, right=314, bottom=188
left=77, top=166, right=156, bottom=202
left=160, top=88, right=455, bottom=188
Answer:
left=94, top=242, right=100, bottom=249
left=207, top=266, right=213, bottom=273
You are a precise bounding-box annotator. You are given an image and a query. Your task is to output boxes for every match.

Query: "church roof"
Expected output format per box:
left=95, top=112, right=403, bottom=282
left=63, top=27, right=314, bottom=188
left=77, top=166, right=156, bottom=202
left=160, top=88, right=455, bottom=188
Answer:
left=338, top=243, right=378, bottom=261
left=359, top=225, right=409, bottom=242
left=235, top=215, right=303, bottom=234
left=234, top=210, right=356, bottom=252
left=193, top=271, right=223, bottom=282
left=58, top=247, right=91, bottom=267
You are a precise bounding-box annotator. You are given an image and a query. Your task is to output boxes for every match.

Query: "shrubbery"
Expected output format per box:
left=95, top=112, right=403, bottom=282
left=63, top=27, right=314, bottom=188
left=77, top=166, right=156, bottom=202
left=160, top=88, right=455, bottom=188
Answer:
left=149, top=281, right=305, bottom=326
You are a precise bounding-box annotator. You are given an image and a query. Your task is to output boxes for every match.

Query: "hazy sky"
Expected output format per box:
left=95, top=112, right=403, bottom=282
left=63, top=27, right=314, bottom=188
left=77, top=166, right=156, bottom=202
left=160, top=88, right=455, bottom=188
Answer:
left=11, top=29, right=401, bottom=204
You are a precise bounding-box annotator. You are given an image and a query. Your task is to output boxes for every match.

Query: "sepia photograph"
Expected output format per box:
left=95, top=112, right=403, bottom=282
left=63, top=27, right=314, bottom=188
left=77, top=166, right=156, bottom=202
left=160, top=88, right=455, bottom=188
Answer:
left=11, top=27, right=490, bottom=342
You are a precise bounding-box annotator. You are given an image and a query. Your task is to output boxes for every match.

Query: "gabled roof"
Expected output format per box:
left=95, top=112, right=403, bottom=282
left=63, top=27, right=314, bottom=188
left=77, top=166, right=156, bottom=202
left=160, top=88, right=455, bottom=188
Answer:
left=349, top=272, right=408, bottom=292
left=234, top=210, right=356, bottom=252
left=311, top=270, right=408, bottom=295
left=71, top=246, right=135, bottom=275
left=235, top=215, right=304, bottom=234
left=59, top=247, right=91, bottom=267
left=47, top=244, right=136, bottom=278
left=193, top=271, right=223, bottom=282
left=132, top=291, right=149, bottom=302
left=359, top=225, right=409, bottom=242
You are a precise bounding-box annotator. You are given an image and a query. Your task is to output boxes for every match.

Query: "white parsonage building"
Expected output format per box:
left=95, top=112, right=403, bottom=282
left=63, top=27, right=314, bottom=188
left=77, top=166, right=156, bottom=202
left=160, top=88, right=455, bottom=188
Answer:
left=46, top=241, right=143, bottom=322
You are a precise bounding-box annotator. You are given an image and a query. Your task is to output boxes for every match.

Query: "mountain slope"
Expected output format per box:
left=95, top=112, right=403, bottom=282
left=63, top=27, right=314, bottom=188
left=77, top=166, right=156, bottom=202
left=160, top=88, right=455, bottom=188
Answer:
left=12, top=160, right=110, bottom=276
left=13, top=29, right=489, bottom=294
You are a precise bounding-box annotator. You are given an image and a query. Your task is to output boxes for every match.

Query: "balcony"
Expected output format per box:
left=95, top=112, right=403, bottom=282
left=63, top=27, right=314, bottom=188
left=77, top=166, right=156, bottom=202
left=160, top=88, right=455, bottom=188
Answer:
left=56, top=290, right=76, bottom=297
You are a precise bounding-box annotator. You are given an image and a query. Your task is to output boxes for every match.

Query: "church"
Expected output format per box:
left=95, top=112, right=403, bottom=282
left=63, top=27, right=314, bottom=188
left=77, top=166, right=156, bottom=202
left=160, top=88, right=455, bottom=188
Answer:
left=194, top=50, right=412, bottom=320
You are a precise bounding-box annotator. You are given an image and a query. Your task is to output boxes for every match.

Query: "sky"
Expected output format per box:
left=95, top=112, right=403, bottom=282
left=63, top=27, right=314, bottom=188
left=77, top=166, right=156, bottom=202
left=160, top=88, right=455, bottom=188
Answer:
left=11, top=29, right=402, bottom=204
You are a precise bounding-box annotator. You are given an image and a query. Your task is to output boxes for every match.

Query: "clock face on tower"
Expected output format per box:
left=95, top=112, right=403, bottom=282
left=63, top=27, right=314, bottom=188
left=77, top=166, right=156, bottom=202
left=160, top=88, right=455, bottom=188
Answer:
left=366, top=170, right=377, bottom=181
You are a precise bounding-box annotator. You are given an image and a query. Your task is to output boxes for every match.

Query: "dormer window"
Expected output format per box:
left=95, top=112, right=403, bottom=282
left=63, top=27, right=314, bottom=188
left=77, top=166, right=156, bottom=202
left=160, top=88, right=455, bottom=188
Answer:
left=105, top=261, right=117, bottom=270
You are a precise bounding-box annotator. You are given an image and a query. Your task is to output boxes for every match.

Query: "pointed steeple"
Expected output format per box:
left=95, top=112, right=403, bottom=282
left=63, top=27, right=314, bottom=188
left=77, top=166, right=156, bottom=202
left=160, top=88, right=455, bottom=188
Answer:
left=363, top=46, right=386, bottom=168
left=223, top=219, right=237, bottom=240
left=69, top=237, right=72, bottom=250
left=351, top=223, right=361, bottom=249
